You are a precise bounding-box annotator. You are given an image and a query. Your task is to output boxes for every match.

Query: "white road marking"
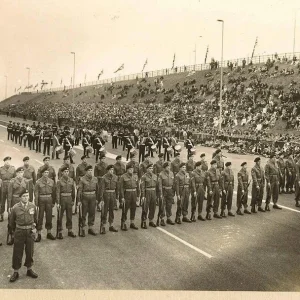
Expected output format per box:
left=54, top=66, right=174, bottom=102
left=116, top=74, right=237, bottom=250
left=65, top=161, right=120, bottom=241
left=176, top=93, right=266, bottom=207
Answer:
left=0, top=124, right=6, bottom=128
left=157, top=227, right=213, bottom=259
left=12, top=147, right=20, bottom=152
left=34, top=159, right=43, bottom=165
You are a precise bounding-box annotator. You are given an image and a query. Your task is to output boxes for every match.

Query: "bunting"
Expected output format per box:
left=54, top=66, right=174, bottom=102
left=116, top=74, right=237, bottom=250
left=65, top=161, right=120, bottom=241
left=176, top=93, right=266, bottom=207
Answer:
left=17, top=86, right=21, bottom=91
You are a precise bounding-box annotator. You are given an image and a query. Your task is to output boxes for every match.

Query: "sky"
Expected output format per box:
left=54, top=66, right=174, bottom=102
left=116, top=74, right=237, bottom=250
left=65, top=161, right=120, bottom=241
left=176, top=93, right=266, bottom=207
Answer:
left=0, top=0, right=300, bottom=99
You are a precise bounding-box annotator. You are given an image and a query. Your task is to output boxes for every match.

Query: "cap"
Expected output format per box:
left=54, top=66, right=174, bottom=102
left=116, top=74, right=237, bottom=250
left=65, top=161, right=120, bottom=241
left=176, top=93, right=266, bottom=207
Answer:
left=3, top=156, right=11, bottom=162
left=163, top=162, right=170, bottom=168
left=106, top=164, right=114, bottom=171
left=63, top=156, right=70, bottom=161
left=174, top=152, right=180, bottom=157
left=200, top=153, right=205, bottom=158
left=225, top=162, right=231, bottom=167
left=116, top=155, right=122, bottom=160
left=16, top=167, right=24, bottom=172
left=210, top=160, right=217, bottom=165
left=146, top=163, right=154, bottom=169
left=241, top=162, right=247, bottom=167
left=85, top=165, right=93, bottom=171
left=19, top=190, right=29, bottom=197
left=158, top=153, right=164, bottom=158
left=40, top=165, right=49, bottom=174
left=179, top=162, right=186, bottom=168
left=43, top=156, right=50, bottom=162
left=254, top=157, right=261, bottom=163
left=195, top=161, right=202, bottom=167
left=61, top=166, right=69, bottom=173
left=23, top=156, right=30, bottom=162
left=215, top=149, right=221, bottom=154
left=81, top=155, right=87, bottom=160
left=126, top=162, right=134, bottom=170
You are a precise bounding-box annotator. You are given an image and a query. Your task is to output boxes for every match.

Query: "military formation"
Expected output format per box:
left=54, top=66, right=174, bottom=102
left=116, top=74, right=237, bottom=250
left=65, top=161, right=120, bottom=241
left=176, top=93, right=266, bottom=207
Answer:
left=2, top=120, right=299, bottom=283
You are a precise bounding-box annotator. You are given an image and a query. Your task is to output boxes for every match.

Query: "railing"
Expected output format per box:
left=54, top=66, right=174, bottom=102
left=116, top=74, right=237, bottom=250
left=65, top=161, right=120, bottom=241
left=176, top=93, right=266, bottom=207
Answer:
left=19, top=51, right=300, bottom=94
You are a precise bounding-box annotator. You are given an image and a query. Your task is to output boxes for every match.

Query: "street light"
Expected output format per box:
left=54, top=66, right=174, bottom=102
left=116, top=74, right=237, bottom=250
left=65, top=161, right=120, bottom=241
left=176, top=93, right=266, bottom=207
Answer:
left=70, top=52, right=76, bottom=119
left=194, top=36, right=202, bottom=71
left=4, top=75, right=7, bottom=99
left=26, top=67, right=30, bottom=92
left=217, top=19, right=224, bottom=132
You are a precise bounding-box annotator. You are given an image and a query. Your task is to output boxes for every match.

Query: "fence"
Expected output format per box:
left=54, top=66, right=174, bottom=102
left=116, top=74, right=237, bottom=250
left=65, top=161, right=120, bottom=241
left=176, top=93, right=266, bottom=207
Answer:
left=28, top=51, right=300, bottom=94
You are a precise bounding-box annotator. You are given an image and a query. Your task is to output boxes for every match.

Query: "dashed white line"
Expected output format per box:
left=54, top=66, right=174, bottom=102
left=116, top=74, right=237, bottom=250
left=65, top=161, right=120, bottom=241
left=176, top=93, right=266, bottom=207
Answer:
left=12, top=147, right=20, bottom=152
left=157, top=227, right=213, bottom=259
left=34, top=159, right=43, bottom=165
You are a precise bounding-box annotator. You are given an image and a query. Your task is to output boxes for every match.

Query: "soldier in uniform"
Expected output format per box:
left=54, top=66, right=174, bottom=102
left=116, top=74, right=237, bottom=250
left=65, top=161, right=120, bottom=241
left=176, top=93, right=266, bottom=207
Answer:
left=206, top=160, right=222, bottom=219
left=156, top=131, right=162, bottom=154
left=14, top=122, right=21, bottom=144
left=34, top=166, right=56, bottom=242
left=52, top=130, right=61, bottom=160
left=99, top=165, right=119, bottom=234
left=94, top=153, right=108, bottom=211
left=174, top=163, right=192, bottom=224
left=162, top=133, right=171, bottom=161
left=186, top=153, right=195, bottom=177
left=285, top=152, right=296, bottom=194
left=129, top=152, right=139, bottom=177
left=236, top=162, right=251, bottom=215
left=114, top=155, right=126, bottom=209
left=277, top=152, right=286, bottom=194
left=146, top=132, right=155, bottom=158
left=119, top=162, right=140, bottom=231
left=7, top=120, right=13, bottom=140
left=220, top=162, right=235, bottom=217
left=138, top=153, right=150, bottom=179
left=19, top=123, right=26, bottom=146
left=265, top=154, right=282, bottom=210
left=43, top=125, right=52, bottom=156
left=56, top=166, right=76, bottom=239
left=82, top=132, right=91, bottom=158
left=158, top=162, right=175, bottom=225
left=190, top=161, right=207, bottom=221
left=125, top=134, right=135, bottom=161
left=11, top=122, right=16, bottom=142
left=37, top=156, right=56, bottom=181
left=200, top=153, right=208, bottom=172
left=138, top=133, right=147, bottom=163
left=250, top=157, right=265, bottom=213
left=214, top=149, right=224, bottom=172
left=185, top=135, right=194, bottom=160
left=58, top=156, right=75, bottom=181
left=63, top=132, right=75, bottom=164
left=9, top=190, right=38, bottom=283
left=77, top=165, right=99, bottom=236
left=94, top=133, right=106, bottom=164
left=295, top=154, right=300, bottom=207
left=170, top=152, right=181, bottom=177
left=23, top=157, right=36, bottom=203
left=0, top=156, right=16, bottom=222
left=153, top=153, right=164, bottom=178
left=140, top=164, right=158, bottom=228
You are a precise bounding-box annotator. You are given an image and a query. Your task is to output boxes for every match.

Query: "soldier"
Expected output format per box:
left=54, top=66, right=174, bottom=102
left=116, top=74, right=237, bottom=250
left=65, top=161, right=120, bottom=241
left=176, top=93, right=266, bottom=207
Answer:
left=7, top=120, right=13, bottom=140
left=214, top=149, right=224, bottom=172
left=34, top=166, right=56, bottom=242
left=33, top=126, right=41, bottom=153
left=220, top=162, right=235, bottom=217
left=295, top=155, right=300, bottom=207
left=94, top=153, right=108, bottom=211
left=206, top=160, right=222, bottom=219
left=265, top=154, right=282, bottom=210
left=58, top=156, right=75, bottom=181
left=170, top=152, right=181, bottom=177
left=156, top=131, right=162, bottom=154
left=200, top=153, right=208, bottom=172
left=0, top=156, right=16, bottom=222
left=158, top=162, right=175, bottom=225
left=76, top=155, right=88, bottom=186
left=185, top=135, right=194, bottom=160
left=153, top=153, right=164, bottom=176
left=99, top=165, right=118, bottom=234
left=37, top=157, right=54, bottom=180
left=82, top=132, right=91, bottom=158
left=23, top=156, right=36, bottom=203
left=138, top=133, right=147, bottom=163
left=190, top=161, right=207, bottom=221
left=146, top=132, right=155, bottom=158
left=277, top=152, right=286, bottom=194
left=63, top=133, right=75, bottom=164
left=174, top=163, right=192, bottom=224
left=236, top=162, right=251, bottom=215
left=19, top=123, right=26, bottom=146
left=9, top=190, right=38, bottom=283
left=11, top=122, right=16, bottom=142
left=125, top=134, right=135, bottom=161
left=139, top=153, right=150, bottom=179
left=72, top=126, right=81, bottom=146
left=56, top=166, right=76, bottom=239
left=77, top=165, right=99, bottom=236
left=285, top=152, right=296, bottom=194
left=162, top=133, right=171, bottom=161
left=14, top=122, right=21, bottom=144
left=94, top=133, right=106, bottom=164
left=43, top=125, right=52, bottom=156
left=250, top=157, right=265, bottom=213
left=129, top=152, right=139, bottom=177
left=113, top=155, right=126, bottom=209
left=140, top=164, right=158, bottom=228
left=119, top=162, right=140, bottom=231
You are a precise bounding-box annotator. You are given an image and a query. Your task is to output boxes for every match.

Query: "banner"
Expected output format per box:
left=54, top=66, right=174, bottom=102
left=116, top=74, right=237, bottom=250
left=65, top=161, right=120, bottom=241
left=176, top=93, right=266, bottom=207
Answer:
left=171, top=53, right=175, bottom=69
left=205, top=45, right=209, bottom=63
left=98, top=70, right=104, bottom=80
left=251, top=37, right=258, bottom=59
left=114, top=64, right=124, bottom=73
left=141, top=59, right=148, bottom=72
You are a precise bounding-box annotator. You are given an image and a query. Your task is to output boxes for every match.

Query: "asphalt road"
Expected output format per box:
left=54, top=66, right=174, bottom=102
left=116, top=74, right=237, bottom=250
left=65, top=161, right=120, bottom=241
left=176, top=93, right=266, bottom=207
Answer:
left=0, top=120, right=299, bottom=291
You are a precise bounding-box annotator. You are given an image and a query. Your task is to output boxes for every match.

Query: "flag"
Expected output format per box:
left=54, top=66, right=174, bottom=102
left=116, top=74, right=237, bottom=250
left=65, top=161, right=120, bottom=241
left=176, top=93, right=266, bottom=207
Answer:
left=251, top=37, right=258, bottom=59
left=34, top=83, right=38, bottom=89
left=28, top=85, right=33, bottom=89
left=114, top=64, right=124, bottom=73
left=205, top=45, right=209, bottom=63
left=97, top=70, right=104, bottom=80
left=171, top=53, right=175, bottom=69
left=141, top=59, right=148, bottom=72
left=17, top=86, right=21, bottom=91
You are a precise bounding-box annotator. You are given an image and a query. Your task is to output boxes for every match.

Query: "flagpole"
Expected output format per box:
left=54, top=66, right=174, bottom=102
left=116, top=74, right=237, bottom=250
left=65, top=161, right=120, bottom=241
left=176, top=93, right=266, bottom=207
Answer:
left=71, top=52, right=75, bottom=119
left=217, top=19, right=224, bottom=132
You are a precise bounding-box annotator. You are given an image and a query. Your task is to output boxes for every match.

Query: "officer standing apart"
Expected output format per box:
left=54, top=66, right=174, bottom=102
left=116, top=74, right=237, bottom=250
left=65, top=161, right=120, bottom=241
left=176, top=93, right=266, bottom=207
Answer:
left=236, top=162, right=251, bottom=215
left=9, top=190, right=38, bottom=282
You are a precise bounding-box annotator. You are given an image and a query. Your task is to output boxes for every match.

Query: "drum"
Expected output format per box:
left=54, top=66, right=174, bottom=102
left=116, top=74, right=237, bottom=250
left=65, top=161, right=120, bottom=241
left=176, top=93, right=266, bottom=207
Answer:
left=69, top=148, right=76, bottom=157
left=174, top=144, right=182, bottom=152
left=86, top=146, right=93, bottom=154
left=99, top=146, right=106, bottom=153
left=151, top=144, right=157, bottom=152
left=130, top=147, right=137, bottom=155
left=55, top=145, right=64, bottom=155
left=190, top=147, right=196, bottom=155
left=167, top=147, right=173, bottom=155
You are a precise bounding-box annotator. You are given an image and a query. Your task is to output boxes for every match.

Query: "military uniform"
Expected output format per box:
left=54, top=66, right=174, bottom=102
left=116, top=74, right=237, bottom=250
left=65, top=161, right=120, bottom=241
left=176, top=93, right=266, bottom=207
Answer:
left=114, top=160, right=126, bottom=203
left=170, top=157, right=181, bottom=176
left=43, top=128, right=52, bottom=156
left=153, top=160, right=164, bottom=177
left=94, top=161, right=108, bottom=181
left=76, top=162, right=88, bottom=185
left=220, top=168, right=234, bottom=215
left=295, top=160, right=300, bottom=206
left=8, top=177, right=29, bottom=208
left=37, top=165, right=56, bottom=181
left=277, top=157, right=286, bottom=193
left=58, top=163, right=75, bottom=181
left=265, top=161, right=280, bottom=208
left=285, top=156, right=296, bottom=193
left=139, top=160, right=150, bottom=179
left=251, top=165, right=265, bottom=210
left=191, top=168, right=206, bottom=219
left=237, top=168, right=250, bottom=212
left=23, top=165, right=36, bottom=202
left=7, top=121, right=13, bottom=140
left=162, top=136, right=171, bottom=161
left=206, top=167, right=221, bottom=217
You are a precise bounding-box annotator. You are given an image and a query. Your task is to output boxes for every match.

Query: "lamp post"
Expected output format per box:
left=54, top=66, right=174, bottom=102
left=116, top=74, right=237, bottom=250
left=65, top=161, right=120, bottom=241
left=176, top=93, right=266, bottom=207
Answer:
left=194, top=36, right=202, bottom=71
left=26, top=67, right=30, bottom=92
left=217, top=19, right=224, bottom=132
left=4, top=75, right=7, bottom=99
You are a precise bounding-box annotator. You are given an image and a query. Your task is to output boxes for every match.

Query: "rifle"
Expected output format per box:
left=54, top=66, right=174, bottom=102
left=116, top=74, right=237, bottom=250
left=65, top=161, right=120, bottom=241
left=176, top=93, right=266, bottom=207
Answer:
left=121, top=200, right=126, bottom=230
left=7, top=211, right=14, bottom=245
left=100, top=202, right=104, bottom=233
left=141, top=197, right=146, bottom=228
left=156, top=196, right=163, bottom=226
left=240, top=180, right=251, bottom=207
left=56, top=205, right=61, bottom=238
left=78, top=204, right=84, bottom=237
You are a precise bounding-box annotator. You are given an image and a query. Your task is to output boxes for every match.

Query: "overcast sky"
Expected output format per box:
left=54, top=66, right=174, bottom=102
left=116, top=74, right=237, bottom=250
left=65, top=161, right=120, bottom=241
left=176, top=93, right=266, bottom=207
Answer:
left=0, top=0, right=300, bottom=99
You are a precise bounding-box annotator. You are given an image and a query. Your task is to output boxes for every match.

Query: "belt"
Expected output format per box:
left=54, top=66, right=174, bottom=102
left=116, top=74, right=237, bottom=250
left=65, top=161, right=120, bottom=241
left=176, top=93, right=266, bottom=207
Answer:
left=3, top=180, right=11, bottom=183
left=163, top=186, right=172, bottom=190
left=125, top=189, right=136, bottom=192
left=146, top=188, right=156, bottom=191
left=83, top=191, right=96, bottom=195
left=179, top=185, right=190, bottom=188
left=39, top=194, right=52, bottom=198
left=12, top=194, right=20, bottom=197
left=16, top=225, right=33, bottom=230
left=105, top=189, right=116, bottom=193
left=61, top=193, right=72, bottom=196
left=225, top=182, right=233, bottom=184
left=269, top=174, right=278, bottom=176
left=196, top=183, right=204, bottom=186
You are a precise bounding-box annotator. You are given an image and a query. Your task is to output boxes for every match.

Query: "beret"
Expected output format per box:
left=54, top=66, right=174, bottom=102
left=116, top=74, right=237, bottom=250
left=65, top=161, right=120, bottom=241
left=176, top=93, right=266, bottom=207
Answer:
left=3, top=156, right=11, bottom=162
left=23, top=156, right=30, bottom=162
left=158, top=153, right=164, bottom=158
left=61, top=166, right=69, bottom=173
left=126, top=162, right=134, bottom=170
left=106, top=164, right=114, bottom=171
left=210, top=160, right=217, bottom=165
left=163, top=162, right=170, bottom=168
left=179, top=162, right=186, bottom=168
left=81, top=155, right=87, bottom=160
left=63, top=156, right=70, bottom=161
left=195, top=161, right=202, bottom=167
left=19, top=190, right=29, bottom=197
left=43, top=156, right=50, bottom=162
left=116, top=155, right=122, bottom=160
left=254, top=157, right=260, bottom=162
left=225, top=162, right=231, bottom=167
left=269, top=154, right=275, bottom=159
left=144, top=154, right=149, bottom=158
left=200, top=153, right=205, bottom=158
left=241, top=162, right=247, bottom=166
left=85, top=165, right=93, bottom=171
left=146, top=163, right=154, bottom=169
left=215, top=149, right=221, bottom=154
left=100, top=154, right=106, bottom=159
left=174, top=152, right=180, bottom=157
left=16, top=167, right=24, bottom=172
left=40, top=165, right=49, bottom=173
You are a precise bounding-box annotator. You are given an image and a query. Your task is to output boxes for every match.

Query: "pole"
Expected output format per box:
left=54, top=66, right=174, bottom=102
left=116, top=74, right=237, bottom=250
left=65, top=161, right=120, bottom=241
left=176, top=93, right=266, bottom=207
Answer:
left=293, top=11, right=297, bottom=57
left=4, top=75, right=7, bottom=99
left=71, top=52, right=75, bottom=119
left=217, top=20, right=224, bottom=132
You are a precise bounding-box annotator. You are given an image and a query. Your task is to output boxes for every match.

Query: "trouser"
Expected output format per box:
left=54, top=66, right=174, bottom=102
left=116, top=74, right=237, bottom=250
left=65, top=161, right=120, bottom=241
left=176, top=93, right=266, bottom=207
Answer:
left=24, top=136, right=29, bottom=148
left=141, top=190, right=157, bottom=222
left=11, top=132, right=14, bottom=141
left=126, top=148, right=130, bottom=161
left=12, top=229, right=34, bottom=270
left=28, top=136, right=33, bottom=149
left=191, top=186, right=205, bottom=215
left=64, top=148, right=74, bottom=163
left=112, top=136, right=118, bottom=149
left=207, top=184, right=220, bottom=213
left=295, top=179, right=300, bottom=202
left=27, top=181, right=34, bottom=203
left=157, top=141, right=162, bottom=154
left=237, top=186, right=249, bottom=210
left=221, top=185, right=233, bottom=211
left=139, top=145, right=146, bottom=163
left=160, top=189, right=174, bottom=218
left=0, top=182, right=10, bottom=214
left=81, top=195, right=96, bottom=227
left=43, top=140, right=51, bottom=155
left=52, top=147, right=60, bottom=159
left=121, top=190, right=137, bottom=222
left=279, top=171, right=285, bottom=191
left=15, top=134, right=19, bottom=144
left=19, top=135, right=23, bottom=145
left=75, top=137, right=80, bottom=146
left=36, top=139, right=42, bottom=153
left=176, top=187, right=190, bottom=217
left=7, top=131, right=11, bottom=140
left=286, top=171, right=295, bottom=192
left=187, top=148, right=192, bottom=160
left=266, top=181, right=279, bottom=205
left=37, top=197, right=53, bottom=230
left=103, top=192, right=115, bottom=224
left=95, top=148, right=102, bottom=162
left=58, top=196, right=73, bottom=231
left=163, top=148, right=170, bottom=161
left=118, top=137, right=122, bottom=145
left=251, top=183, right=264, bottom=207
left=123, top=141, right=126, bottom=151
left=147, top=146, right=154, bottom=158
